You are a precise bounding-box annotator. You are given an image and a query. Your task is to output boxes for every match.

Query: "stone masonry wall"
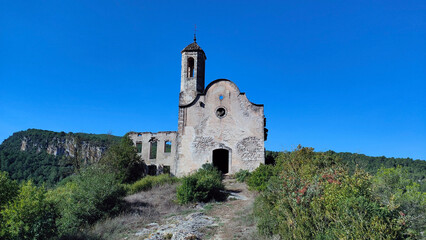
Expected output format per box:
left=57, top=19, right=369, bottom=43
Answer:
left=128, top=131, right=177, bottom=170
left=175, top=79, right=265, bottom=176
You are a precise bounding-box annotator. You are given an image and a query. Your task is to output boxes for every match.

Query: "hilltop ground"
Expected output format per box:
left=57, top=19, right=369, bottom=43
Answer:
left=89, top=177, right=267, bottom=240
left=206, top=178, right=262, bottom=240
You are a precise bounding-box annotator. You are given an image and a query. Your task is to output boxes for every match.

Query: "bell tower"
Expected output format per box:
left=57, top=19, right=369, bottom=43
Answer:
left=179, top=36, right=206, bottom=106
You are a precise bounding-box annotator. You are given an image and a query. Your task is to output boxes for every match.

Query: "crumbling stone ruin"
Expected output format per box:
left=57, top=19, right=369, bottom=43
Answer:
left=129, top=39, right=267, bottom=176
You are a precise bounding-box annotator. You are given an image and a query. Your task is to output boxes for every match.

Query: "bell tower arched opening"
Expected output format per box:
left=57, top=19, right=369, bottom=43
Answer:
left=212, top=149, right=229, bottom=174
left=187, top=57, right=194, bottom=77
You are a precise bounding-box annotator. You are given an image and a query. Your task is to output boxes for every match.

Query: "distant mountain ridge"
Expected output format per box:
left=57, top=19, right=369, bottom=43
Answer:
left=0, top=129, right=121, bottom=186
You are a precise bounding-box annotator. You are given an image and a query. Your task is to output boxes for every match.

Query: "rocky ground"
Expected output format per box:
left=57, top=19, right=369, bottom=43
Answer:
left=126, top=178, right=267, bottom=240
left=134, top=211, right=216, bottom=240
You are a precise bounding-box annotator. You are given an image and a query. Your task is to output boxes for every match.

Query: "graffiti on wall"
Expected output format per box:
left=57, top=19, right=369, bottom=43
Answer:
left=236, top=136, right=262, bottom=161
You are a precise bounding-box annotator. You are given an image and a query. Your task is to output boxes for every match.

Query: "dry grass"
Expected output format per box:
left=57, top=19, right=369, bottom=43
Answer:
left=125, top=182, right=190, bottom=216
left=88, top=182, right=192, bottom=239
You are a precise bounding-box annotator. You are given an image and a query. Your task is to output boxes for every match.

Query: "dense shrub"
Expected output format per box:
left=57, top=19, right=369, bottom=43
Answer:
left=0, top=181, right=57, bottom=239
left=372, top=166, right=426, bottom=237
left=47, top=166, right=125, bottom=235
left=125, top=174, right=179, bottom=194
left=99, top=135, right=146, bottom=183
left=254, top=146, right=407, bottom=239
left=177, top=164, right=224, bottom=204
left=247, top=164, right=275, bottom=191
left=234, top=169, right=251, bottom=182
left=311, top=170, right=402, bottom=239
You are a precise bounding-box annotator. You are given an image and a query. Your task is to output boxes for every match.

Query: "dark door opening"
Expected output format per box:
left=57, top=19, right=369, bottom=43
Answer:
left=212, top=149, right=229, bottom=174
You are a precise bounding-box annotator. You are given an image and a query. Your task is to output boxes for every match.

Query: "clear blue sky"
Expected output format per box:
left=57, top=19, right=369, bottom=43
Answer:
left=1, top=0, right=425, bottom=159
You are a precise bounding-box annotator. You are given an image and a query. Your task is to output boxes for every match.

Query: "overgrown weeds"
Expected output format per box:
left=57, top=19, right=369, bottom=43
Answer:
left=124, top=174, right=179, bottom=194
left=234, top=169, right=251, bottom=182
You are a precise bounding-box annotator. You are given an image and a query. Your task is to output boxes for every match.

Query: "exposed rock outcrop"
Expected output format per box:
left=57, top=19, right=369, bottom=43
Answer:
left=18, top=129, right=119, bottom=164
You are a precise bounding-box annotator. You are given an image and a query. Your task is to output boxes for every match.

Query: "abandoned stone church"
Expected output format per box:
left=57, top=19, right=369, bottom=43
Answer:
left=128, top=39, right=267, bottom=176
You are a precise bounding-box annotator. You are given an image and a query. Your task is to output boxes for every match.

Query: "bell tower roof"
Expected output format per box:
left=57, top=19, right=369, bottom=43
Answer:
left=181, top=42, right=203, bottom=52
left=181, top=41, right=206, bottom=59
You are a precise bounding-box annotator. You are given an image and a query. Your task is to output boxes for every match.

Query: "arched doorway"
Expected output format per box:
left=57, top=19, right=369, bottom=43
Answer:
left=212, top=149, right=229, bottom=174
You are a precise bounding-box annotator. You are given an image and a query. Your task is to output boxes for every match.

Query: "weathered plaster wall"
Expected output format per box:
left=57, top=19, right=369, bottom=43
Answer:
left=176, top=79, right=265, bottom=176
left=128, top=131, right=177, bottom=169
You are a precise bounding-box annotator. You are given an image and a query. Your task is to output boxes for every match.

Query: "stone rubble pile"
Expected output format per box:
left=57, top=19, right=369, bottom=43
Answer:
left=135, top=212, right=217, bottom=240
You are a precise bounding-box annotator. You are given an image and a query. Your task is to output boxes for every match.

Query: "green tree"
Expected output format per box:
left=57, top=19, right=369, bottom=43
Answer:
left=0, top=171, right=19, bottom=208
left=99, top=135, right=145, bottom=183
left=48, top=165, right=125, bottom=235
left=0, top=172, right=20, bottom=239
left=0, top=181, right=57, bottom=240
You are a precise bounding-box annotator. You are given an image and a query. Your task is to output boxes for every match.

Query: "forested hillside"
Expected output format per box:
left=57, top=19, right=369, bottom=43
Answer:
left=0, top=129, right=120, bottom=186
left=266, top=150, right=426, bottom=191
left=331, top=151, right=426, bottom=190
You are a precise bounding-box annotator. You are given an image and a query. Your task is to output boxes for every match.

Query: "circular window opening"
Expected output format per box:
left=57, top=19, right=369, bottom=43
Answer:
left=216, top=107, right=227, bottom=118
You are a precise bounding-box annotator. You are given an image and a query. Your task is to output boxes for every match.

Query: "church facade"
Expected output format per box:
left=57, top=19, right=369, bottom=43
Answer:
left=129, top=40, right=266, bottom=176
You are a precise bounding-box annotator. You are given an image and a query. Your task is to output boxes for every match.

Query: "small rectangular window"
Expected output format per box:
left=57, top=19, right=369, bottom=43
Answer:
left=150, top=142, right=157, bottom=159
left=163, top=165, right=170, bottom=174
left=136, top=142, right=142, bottom=153
left=164, top=141, right=171, bottom=153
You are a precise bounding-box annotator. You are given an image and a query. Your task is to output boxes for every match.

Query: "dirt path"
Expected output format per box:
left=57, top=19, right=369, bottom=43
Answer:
left=205, top=177, right=262, bottom=240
